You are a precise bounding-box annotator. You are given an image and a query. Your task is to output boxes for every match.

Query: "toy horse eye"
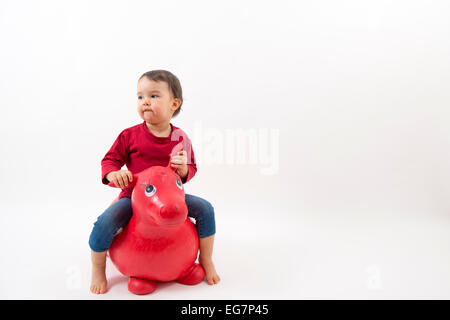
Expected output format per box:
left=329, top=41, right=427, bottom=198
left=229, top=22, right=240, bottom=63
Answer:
left=145, top=185, right=156, bottom=197
left=176, top=179, right=183, bottom=189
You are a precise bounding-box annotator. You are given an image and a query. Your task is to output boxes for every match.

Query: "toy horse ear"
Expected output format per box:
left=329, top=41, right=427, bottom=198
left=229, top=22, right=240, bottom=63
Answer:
left=168, top=142, right=184, bottom=173
left=108, top=173, right=138, bottom=189
left=170, top=142, right=184, bottom=157
left=168, top=154, right=178, bottom=173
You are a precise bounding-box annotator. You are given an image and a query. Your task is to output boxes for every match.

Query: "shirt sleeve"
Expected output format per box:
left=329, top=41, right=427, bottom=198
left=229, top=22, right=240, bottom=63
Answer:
left=101, top=130, right=128, bottom=184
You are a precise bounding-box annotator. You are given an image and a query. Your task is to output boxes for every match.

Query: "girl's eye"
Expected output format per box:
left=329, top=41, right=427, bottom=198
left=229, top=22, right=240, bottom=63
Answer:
left=145, top=185, right=156, bottom=197
left=138, top=95, right=158, bottom=100
left=176, top=179, right=183, bottom=189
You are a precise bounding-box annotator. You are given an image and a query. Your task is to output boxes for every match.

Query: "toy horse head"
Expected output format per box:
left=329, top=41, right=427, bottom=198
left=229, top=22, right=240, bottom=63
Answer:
left=130, top=165, right=187, bottom=228
left=108, top=146, right=188, bottom=229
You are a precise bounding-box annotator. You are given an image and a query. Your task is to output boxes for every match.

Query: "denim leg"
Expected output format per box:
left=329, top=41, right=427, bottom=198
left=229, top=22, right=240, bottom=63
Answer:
left=88, top=197, right=133, bottom=252
left=185, top=193, right=216, bottom=238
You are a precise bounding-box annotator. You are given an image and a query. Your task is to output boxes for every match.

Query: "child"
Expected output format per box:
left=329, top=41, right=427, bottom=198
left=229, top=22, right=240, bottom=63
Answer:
left=89, top=70, right=220, bottom=294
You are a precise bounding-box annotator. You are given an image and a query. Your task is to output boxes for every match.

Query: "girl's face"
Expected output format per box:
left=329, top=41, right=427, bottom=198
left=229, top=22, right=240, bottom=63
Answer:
left=137, top=77, right=181, bottom=125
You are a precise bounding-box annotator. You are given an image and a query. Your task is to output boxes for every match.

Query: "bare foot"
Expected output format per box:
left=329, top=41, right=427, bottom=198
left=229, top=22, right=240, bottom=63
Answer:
left=199, top=257, right=221, bottom=285
left=90, top=264, right=107, bottom=294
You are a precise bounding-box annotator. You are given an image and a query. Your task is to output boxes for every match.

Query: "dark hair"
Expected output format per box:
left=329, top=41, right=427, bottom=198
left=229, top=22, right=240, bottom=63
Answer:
left=139, top=70, right=183, bottom=118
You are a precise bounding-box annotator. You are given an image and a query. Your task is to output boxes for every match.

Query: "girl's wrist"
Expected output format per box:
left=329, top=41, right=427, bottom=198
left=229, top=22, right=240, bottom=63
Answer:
left=178, top=166, right=188, bottom=179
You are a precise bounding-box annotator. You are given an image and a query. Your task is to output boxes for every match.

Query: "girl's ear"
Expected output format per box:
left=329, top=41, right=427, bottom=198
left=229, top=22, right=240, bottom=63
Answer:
left=108, top=173, right=138, bottom=189
left=172, top=97, right=182, bottom=109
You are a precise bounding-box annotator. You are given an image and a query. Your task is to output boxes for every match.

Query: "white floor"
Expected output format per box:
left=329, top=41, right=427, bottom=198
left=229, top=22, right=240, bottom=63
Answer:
left=1, top=204, right=450, bottom=300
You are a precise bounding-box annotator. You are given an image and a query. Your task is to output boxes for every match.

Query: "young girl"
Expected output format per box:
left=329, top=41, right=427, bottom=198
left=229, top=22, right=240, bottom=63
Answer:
left=89, top=70, right=220, bottom=294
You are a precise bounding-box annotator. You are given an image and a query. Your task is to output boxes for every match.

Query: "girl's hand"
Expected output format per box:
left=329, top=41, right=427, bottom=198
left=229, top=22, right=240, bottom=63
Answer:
left=106, top=170, right=133, bottom=188
left=170, top=150, right=188, bottom=179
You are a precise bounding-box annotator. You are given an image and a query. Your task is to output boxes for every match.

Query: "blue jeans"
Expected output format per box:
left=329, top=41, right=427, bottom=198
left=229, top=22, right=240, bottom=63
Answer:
left=89, top=194, right=216, bottom=252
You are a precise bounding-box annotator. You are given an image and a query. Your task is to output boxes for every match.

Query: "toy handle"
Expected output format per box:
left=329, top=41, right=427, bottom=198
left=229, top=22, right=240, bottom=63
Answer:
left=168, top=143, right=184, bottom=172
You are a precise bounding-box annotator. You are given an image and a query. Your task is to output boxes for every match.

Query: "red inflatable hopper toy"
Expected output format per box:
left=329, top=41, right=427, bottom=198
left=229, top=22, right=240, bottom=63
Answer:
left=107, top=144, right=205, bottom=294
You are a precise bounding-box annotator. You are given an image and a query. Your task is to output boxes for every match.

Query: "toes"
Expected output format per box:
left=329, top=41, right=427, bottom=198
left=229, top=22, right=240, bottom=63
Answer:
left=205, top=274, right=221, bottom=285
left=91, top=284, right=107, bottom=294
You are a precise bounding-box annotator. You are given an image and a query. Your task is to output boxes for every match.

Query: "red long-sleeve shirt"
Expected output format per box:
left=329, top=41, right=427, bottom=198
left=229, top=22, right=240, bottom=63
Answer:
left=101, top=121, right=197, bottom=199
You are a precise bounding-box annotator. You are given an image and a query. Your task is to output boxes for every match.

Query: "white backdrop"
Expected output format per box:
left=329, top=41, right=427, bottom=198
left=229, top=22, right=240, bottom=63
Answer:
left=1, top=0, right=450, bottom=299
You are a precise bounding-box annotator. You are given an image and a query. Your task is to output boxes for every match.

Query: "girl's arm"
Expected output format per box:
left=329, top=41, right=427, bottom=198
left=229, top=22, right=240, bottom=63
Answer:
left=101, top=130, right=128, bottom=184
